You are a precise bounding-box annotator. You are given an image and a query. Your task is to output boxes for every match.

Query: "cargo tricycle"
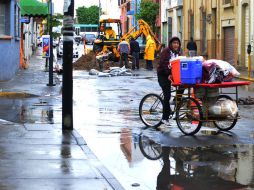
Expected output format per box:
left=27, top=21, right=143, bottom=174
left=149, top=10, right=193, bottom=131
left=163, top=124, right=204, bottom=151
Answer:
left=139, top=81, right=251, bottom=135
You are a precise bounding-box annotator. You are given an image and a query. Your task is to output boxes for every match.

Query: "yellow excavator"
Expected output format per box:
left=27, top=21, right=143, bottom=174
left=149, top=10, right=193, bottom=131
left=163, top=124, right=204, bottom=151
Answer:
left=93, top=18, right=163, bottom=62
left=122, top=19, right=162, bottom=53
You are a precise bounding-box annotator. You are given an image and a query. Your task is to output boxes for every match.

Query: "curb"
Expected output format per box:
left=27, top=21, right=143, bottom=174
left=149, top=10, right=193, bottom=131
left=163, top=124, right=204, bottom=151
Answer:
left=0, top=92, right=38, bottom=98
left=236, top=76, right=254, bottom=82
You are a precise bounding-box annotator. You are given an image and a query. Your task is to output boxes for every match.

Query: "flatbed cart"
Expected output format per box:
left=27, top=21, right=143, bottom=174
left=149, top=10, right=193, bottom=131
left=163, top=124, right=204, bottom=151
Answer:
left=139, top=81, right=251, bottom=135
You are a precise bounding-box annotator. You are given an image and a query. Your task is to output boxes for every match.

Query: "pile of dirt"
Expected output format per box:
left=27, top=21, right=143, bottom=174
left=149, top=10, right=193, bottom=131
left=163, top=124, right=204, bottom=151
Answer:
left=73, top=52, right=97, bottom=70
left=73, top=51, right=159, bottom=71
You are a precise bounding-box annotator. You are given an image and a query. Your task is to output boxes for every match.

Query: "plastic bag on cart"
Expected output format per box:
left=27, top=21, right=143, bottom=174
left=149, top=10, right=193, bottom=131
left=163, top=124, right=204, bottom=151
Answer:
left=203, top=59, right=240, bottom=82
left=202, top=61, right=224, bottom=84
left=208, top=99, right=238, bottom=118
left=202, top=61, right=216, bottom=83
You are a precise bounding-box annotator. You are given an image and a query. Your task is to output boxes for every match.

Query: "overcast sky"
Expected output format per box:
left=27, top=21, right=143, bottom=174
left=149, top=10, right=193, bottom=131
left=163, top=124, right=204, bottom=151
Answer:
left=52, top=0, right=100, bottom=15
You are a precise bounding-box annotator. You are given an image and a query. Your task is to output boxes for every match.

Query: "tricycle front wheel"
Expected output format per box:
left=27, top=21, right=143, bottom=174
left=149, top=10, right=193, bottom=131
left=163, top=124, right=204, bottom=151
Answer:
left=176, top=97, right=203, bottom=135
left=139, top=93, right=163, bottom=128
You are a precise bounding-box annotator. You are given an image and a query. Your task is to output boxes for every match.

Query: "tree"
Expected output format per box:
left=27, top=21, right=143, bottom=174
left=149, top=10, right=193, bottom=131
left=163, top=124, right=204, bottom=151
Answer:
left=135, top=0, right=159, bottom=32
left=44, top=13, right=63, bottom=39
left=76, top=5, right=100, bottom=24
left=52, top=13, right=63, bottom=39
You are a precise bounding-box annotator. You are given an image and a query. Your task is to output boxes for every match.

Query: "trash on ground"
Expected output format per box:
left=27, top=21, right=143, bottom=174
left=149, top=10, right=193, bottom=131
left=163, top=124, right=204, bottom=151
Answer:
left=93, top=66, right=132, bottom=77
left=53, top=61, right=63, bottom=74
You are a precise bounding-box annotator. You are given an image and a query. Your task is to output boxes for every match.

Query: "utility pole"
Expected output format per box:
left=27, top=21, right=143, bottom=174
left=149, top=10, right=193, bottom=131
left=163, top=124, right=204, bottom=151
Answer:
left=62, top=0, right=74, bottom=130
left=99, top=0, right=101, bottom=21
left=47, top=0, right=55, bottom=86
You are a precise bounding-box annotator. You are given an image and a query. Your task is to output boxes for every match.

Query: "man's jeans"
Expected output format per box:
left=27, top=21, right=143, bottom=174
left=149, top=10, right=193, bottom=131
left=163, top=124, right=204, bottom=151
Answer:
left=131, top=52, right=139, bottom=69
left=146, top=60, right=153, bottom=70
left=120, top=53, right=129, bottom=68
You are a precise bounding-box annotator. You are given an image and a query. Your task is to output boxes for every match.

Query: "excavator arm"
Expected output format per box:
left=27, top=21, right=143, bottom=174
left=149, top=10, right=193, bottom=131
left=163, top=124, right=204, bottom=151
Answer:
left=121, top=19, right=163, bottom=53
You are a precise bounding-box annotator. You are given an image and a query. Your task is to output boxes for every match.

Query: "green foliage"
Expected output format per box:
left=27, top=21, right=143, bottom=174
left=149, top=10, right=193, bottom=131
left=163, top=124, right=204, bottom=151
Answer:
left=135, top=0, right=159, bottom=31
left=76, top=5, right=100, bottom=24
left=51, top=13, right=63, bottom=39
left=52, top=13, right=63, bottom=28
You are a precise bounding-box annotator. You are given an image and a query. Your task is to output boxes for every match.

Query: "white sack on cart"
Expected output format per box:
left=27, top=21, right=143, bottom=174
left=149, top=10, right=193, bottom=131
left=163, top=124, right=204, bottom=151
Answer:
left=209, top=99, right=238, bottom=118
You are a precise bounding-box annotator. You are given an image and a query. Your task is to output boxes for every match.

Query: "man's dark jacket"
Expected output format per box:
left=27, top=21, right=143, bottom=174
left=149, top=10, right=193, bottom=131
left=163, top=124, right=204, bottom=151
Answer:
left=130, top=40, right=140, bottom=54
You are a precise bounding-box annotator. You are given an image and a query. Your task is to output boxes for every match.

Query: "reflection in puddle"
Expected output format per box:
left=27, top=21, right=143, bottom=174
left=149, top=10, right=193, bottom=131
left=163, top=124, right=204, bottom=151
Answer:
left=138, top=134, right=254, bottom=189
left=20, top=105, right=55, bottom=124
left=0, top=97, right=59, bottom=124
left=120, top=128, right=143, bottom=167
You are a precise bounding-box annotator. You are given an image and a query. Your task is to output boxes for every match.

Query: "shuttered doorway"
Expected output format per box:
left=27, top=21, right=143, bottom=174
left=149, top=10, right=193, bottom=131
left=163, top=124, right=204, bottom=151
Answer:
left=224, top=27, right=235, bottom=65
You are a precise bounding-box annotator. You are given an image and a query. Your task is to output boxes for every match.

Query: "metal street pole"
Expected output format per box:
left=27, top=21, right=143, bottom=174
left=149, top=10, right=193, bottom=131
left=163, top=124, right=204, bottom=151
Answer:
left=47, top=0, right=55, bottom=86
left=99, top=0, right=101, bottom=21
left=62, top=0, right=74, bottom=130
left=247, top=44, right=251, bottom=78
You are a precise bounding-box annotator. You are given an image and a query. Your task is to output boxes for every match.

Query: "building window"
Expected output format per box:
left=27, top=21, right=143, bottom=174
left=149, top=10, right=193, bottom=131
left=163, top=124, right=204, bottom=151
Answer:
left=178, top=16, right=182, bottom=40
left=190, top=14, right=194, bottom=38
left=15, top=3, right=20, bottom=38
left=223, top=0, right=232, bottom=4
left=127, top=2, right=130, bottom=11
left=0, top=3, right=5, bottom=35
left=168, top=17, right=172, bottom=39
left=201, top=11, right=207, bottom=53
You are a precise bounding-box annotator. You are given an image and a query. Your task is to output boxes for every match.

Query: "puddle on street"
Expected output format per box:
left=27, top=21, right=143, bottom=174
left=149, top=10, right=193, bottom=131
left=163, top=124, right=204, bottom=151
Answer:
left=138, top=133, right=254, bottom=190
left=85, top=126, right=253, bottom=190
left=0, top=97, right=61, bottom=124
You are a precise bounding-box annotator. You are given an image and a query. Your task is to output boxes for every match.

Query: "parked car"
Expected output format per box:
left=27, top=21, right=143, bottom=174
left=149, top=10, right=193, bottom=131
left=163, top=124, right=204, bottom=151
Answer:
left=136, top=37, right=146, bottom=59
left=56, top=39, right=79, bottom=58
left=74, top=35, right=82, bottom=44
left=84, top=33, right=96, bottom=44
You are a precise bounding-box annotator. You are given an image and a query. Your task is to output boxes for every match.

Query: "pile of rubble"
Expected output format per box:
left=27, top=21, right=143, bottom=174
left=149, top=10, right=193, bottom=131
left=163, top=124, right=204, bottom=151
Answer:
left=238, top=96, right=254, bottom=105
left=89, top=66, right=132, bottom=77
left=72, top=51, right=160, bottom=72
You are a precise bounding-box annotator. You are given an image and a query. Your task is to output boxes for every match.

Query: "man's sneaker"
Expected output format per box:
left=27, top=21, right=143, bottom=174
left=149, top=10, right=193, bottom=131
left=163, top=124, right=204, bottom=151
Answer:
left=162, top=119, right=171, bottom=126
left=170, top=100, right=176, bottom=105
left=169, top=112, right=176, bottom=120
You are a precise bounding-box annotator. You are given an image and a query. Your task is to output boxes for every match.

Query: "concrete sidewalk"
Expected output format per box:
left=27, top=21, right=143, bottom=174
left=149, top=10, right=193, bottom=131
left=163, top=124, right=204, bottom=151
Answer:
left=0, top=53, right=124, bottom=189
left=236, top=67, right=254, bottom=82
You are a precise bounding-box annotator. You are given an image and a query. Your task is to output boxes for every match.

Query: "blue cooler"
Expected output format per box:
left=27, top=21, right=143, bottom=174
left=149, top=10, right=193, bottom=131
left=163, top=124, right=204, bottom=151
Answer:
left=180, top=58, right=202, bottom=84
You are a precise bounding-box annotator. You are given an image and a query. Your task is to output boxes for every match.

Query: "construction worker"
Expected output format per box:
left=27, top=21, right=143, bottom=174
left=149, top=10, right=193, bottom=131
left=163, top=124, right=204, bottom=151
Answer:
left=130, top=37, right=140, bottom=70
left=83, top=38, right=86, bottom=55
left=105, top=26, right=116, bottom=40
left=144, top=35, right=156, bottom=70
left=118, top=38, right=130, bottom=68
left=99, top=23, right=105, bottom=34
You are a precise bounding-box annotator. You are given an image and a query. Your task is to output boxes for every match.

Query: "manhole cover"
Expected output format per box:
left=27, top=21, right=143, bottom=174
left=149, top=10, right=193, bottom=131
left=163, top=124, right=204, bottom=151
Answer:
left=131, top=183, right=140, bottom=187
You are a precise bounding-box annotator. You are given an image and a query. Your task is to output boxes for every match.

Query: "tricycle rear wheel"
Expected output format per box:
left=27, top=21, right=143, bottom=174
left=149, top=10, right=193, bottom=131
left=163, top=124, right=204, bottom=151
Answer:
left=213, top=95, right=238, bottom=131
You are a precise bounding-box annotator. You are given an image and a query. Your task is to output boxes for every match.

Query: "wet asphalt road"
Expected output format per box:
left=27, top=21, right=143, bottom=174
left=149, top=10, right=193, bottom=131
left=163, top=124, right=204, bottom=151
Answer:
left=71, top=72, right=254, bottom=190
left=0, top=46, right=254, bottom=189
